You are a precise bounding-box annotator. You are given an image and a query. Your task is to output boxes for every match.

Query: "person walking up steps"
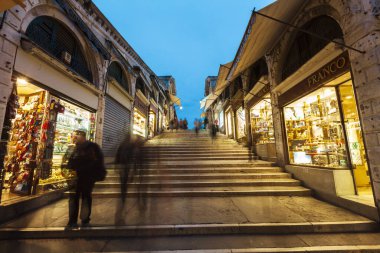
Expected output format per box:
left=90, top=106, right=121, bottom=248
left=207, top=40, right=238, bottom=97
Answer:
left=66, top=130, right=106, bottom=228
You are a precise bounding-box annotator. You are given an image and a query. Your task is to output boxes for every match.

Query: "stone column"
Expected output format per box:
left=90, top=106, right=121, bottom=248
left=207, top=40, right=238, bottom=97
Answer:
left=344, top=0, right=380, bottom=214
left=266, top=54, right=287, bottom=167
left=95, top=93, right=105, bottom=146
left=241, top=73, right=252, bottom=147
left=0, top=8, right=19, bottom=132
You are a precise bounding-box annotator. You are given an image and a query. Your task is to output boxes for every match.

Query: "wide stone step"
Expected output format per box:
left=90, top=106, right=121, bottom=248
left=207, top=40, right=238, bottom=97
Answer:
left=94, top=179, right=301, bottom=188
left=143, top=156, right=258, bottom=161
left=1, top=220, right=376, bottom=239
left=103, top=173, right=292, bottom=181
left=66, top=245, right=380, bottom=253
left=106, top=167, right=283, bottom=175
left=65, top=186, right=311, bottom=197
left=132, top=161, right=275, bottom=167
left=142, top=148, right=249, bottom=152
left=145, top=150, right=252, bottom=155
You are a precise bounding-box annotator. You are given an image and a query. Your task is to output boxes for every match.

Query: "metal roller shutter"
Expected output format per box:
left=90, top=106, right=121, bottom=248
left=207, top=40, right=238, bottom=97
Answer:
left=102, top=96, right=131, bottom=157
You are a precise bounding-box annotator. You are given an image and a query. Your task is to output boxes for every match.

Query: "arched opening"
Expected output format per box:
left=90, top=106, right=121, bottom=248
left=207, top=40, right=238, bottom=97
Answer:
left=25, top=16, right=93, bottom=82
left=248, top=58, right=268, bottom=91
left=135, top=78, right=146, bottom=96
left=281, top=15, right=343, bottom=80
left=107, top=62, right=130, bottom=93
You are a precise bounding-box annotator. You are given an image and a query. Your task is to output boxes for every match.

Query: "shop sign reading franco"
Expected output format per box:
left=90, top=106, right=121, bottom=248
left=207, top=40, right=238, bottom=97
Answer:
left=279, top=52, right=350, bottom=107
left=307, top=55, right=348, bottom=87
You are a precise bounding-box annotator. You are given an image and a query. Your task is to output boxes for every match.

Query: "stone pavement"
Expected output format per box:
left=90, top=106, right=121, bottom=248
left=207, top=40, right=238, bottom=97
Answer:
left=0, top=131, right=380, bottom=252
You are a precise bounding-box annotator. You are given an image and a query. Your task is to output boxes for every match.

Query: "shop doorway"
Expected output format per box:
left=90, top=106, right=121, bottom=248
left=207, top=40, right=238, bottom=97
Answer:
left=226, top=111, right=233, bottom=138
left=338, top=79, right=371, bottom=196
left=148, top=111, right=156, bottom=138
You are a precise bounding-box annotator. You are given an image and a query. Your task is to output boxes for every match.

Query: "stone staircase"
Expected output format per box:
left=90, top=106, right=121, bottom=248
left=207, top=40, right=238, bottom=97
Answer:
left=91, top=130, right=311, bottom=198
left=1, top=130, right=379, bottom=252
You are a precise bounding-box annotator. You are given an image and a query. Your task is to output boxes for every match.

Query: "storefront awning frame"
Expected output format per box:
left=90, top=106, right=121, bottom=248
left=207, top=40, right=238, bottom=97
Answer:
left=226, top=0, right=306, bottom=82
left=169, top=94, right=181, bottom=107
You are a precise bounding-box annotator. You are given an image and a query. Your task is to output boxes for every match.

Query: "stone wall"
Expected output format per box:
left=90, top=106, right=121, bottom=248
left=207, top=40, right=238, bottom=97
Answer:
left=265, top=0, right=380, bottom=211
left=0, top=0, right=167, bottom=145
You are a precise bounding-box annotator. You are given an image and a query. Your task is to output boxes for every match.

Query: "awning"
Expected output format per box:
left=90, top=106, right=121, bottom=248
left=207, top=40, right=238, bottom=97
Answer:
left=214, top=62, right=233, bottom=95
left=169, top=94, right=181, bottom=106
left=227, top=0, right=306, bottom=81
left=0, top=0, right=25, bottom=12
left=201, top=93, right=218, bottom=110
left=203, top=61, right=233, bottom=110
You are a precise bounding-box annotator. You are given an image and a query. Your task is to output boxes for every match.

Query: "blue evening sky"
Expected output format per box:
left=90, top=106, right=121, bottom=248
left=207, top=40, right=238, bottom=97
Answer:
left=93, top=0, right=275, bottom=124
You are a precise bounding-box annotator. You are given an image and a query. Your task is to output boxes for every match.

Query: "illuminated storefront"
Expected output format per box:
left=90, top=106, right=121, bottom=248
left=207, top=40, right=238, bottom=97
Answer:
left=133, top=91, right=149, bottom=138
left=133, top=110, right=147, bottom=137
left=250, top=96, right=274, bottom=143
left=2, top=77, right=96, bottom=202
left=148, top=111, right=156, bottom=138
left=248, top=88, right=276, bottom=161
left=226, top=109, right=233, bottom=138
left=236, top=106, right=246, bottom=140
left=279, top=53, right=370, bottom=193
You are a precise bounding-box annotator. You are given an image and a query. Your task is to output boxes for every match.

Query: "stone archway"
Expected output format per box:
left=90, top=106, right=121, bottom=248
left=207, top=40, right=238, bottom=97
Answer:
left=19, top=3, right=102, bottom=87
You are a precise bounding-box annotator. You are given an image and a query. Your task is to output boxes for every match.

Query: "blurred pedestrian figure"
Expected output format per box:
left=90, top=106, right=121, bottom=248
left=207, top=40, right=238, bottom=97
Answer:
left=115, top=135, right=135, bottom=206
left=179, top=119, right=183, bottom=129
left=204, top=116, right=209, bottom=129
left=66, top=130, right=106, bottom=228
left=210, top=120, right=218, bottom=143
left=183, top=118, right=188, bottom=129
left=174, top=118, right=179, bottom=132
left=194, top=119, right=200, bottom=135
left=169, top=119, right=174, bottom=132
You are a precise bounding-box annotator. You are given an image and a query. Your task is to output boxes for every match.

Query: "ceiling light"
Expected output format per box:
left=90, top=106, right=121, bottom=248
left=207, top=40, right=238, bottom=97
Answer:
left=17, top=78, right=28, bottom=85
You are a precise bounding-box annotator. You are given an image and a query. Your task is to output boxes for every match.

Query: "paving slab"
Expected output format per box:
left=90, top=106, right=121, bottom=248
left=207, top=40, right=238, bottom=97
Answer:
left=0, top=196, right=371, bottom=229
left=3, top=233, right=380, bottom=253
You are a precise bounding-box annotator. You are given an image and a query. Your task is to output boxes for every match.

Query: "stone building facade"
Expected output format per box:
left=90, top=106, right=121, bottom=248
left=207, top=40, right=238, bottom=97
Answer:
left=0, top=0, right=173, bottom=204
left=207, top=0, right=380, bottom=219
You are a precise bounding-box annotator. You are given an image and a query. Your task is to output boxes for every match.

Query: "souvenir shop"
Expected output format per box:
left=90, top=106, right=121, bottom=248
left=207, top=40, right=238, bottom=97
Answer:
left=236, top=106, right=246, bottom=141
left=148, top=103, right=157, bottom=138
left=225, top=106, right=234, bottom=139
left=1, top=77, right=96, bottom=202
left=247, top=84, right=276, bottom=161
left=278, top=52, right=370, bottom=194
left=133, top=94, right=149, bottom=138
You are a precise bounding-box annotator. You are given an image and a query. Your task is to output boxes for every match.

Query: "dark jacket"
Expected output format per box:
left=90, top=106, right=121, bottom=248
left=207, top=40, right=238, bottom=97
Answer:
left=68, top=141, right=104, bottom=180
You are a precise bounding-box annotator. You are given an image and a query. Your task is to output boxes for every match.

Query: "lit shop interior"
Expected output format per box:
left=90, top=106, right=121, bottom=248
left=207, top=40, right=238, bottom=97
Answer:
left=1, top=78, right=95, bottom=202
left=236, top=107, right=246, bottom=140
left=219, top=110, right=224, bottom=132
left=133, top=110, right=146, bottom=137
left=148, top=111, right=156, bottom=138
left=226, top=110, right=233, bottom=138
left=284, top=72, right=370, bottom=194
left=250, top=94, right=274, bottom=144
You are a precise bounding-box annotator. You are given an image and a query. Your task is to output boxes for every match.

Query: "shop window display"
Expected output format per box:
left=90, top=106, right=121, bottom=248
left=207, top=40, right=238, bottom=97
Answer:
left=3, top=83, right=47, bottom=197
left=2, top=80, right=96, bottom=201
left=226, top=111, right=233, bottom=137
left=284, top=87, right=348, bottom=168
left=148, top=111, right=156, bottom=138
left=250, top=95, right=274, bottom=144
left=219, top=111, right=224, bottom=128
left=236, top=107, right=246, bottom=139
left=133, top=111, right=146, bottom=137
left=50, top=96, right=96, bottom=176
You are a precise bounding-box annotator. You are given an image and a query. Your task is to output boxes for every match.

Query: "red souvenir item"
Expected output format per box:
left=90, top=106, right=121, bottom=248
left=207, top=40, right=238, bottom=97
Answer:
left=42, top=121, right=49, bottom=130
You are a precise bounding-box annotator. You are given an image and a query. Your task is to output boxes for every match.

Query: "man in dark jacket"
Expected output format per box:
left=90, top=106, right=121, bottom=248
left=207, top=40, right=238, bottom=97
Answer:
left=66, top=130, right=104, bottom=228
